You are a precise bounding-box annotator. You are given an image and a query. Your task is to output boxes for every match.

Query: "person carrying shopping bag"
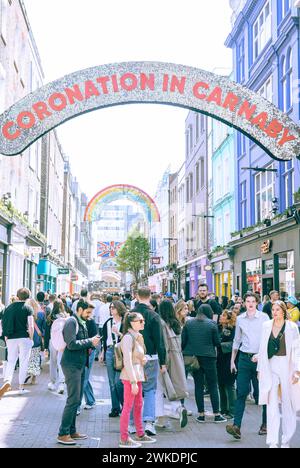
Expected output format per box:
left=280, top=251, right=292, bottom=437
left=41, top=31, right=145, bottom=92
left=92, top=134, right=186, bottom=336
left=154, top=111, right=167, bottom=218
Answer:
left=119, top=312, right=157, bottom=449
left=255, top=300, right=300, bottom=449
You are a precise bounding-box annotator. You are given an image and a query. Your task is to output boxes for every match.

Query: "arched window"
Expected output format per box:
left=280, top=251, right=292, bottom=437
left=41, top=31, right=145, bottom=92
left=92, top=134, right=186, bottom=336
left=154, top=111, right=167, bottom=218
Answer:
left=281, top=49, right=293, bottom=112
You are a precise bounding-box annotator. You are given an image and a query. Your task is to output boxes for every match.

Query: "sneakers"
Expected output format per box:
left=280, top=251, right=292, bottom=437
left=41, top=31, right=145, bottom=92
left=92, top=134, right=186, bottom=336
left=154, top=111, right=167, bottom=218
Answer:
left=48, top=382, right=56, bottom=392
left=226, top=424, right=241, bottom=440
left=222, top=413, right=234, bottom=420
left=145, top=422, right=156, bottom=436
left=269, top=444, right=279, bottom=449
left=0, top=382, right=11, bottom=399
left=281, top=444, right=290, bottom=449
left=128, top=424, right=136, bottom=434
left=76, top=409, right=81, bottom=416
left=57, top=384, right=65, bottom=395
left=178, top=407, right=188, bottom=428
left=109, top=409, right=120, bottom=417
left=187, top=409, right=193, bottom=416
left=258, top=424, right=267, bottom=436
left=84, top=403, right=96, bottom=410
left=57, top=435, right=77, bottom=446
left=195, top=415, right=205, bottom=423
left=70, top=433, right=88, bottom=440
left=119, top=437, right=142, bottom=449
left=155, top=417, right=167, bottom=428
left=214, top=415, right=227, bottom=424
left=135, top=434, right=157, bottom=444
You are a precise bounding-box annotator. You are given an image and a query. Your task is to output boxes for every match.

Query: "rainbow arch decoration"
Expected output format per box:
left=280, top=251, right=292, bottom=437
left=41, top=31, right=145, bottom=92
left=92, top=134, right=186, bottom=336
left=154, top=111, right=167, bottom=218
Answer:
left=84, top=184, right=160, bottom=223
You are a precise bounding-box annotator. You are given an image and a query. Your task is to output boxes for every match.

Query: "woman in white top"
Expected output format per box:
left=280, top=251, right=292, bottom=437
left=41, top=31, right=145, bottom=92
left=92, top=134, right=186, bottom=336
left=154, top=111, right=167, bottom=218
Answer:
left=256, top=300, right=300, bottom=448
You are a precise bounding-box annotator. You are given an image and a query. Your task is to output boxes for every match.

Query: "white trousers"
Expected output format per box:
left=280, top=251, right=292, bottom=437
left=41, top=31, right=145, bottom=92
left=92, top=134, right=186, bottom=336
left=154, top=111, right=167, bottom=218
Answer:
left=5, top=338, right=33, bottom=386
left=49, top=340, right=64, bottom=385
left=267, top=356, right=297, bottom=447
left=155, top=373, right=180, bottom=418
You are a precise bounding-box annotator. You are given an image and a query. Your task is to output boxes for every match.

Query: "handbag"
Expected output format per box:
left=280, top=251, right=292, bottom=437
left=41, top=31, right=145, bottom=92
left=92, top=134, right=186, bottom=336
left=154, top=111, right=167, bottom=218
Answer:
left=183, top=355, right=200, bottom=371
left=220, top=341, right=233, bottom=354
left=161, top=370, right=177, bottom=401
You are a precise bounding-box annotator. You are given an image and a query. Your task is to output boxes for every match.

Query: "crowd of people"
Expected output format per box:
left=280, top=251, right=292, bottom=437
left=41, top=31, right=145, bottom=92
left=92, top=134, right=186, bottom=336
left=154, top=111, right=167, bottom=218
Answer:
left=0, top=285, right=299, bottom=449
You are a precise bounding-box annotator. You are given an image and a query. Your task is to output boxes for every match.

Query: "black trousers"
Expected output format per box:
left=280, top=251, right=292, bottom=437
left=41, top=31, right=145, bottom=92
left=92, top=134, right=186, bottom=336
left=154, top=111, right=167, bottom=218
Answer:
left=193, top=356, right=220, bottom=414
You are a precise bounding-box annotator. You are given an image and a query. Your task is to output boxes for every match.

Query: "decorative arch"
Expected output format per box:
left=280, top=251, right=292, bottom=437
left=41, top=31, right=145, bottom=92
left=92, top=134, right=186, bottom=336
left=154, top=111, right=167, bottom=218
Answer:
left=0, top=62, right=299, bottom=161
left=84, top=184, right=160, bottom=223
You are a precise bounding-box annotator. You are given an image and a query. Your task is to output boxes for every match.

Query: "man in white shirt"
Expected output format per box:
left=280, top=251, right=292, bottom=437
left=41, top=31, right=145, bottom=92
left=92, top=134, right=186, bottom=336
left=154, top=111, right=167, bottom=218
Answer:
left=226, top=292, right=269, bottom=440
left=72, top=289, right=88, bottom=315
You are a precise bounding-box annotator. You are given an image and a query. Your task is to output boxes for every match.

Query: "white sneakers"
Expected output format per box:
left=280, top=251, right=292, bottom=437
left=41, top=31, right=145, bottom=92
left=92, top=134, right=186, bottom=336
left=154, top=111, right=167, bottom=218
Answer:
left=48, top=382, right=56, bottom=392
left=128, top=424, right=136, bottom=434
left=145, top=422, right=157, bottom=436
left=57, top=384, right=65, bottom=395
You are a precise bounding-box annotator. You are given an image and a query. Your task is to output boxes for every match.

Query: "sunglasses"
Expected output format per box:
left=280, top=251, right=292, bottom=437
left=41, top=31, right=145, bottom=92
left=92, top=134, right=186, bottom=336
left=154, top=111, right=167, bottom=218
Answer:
left=132, top=319, right=145, bottom=324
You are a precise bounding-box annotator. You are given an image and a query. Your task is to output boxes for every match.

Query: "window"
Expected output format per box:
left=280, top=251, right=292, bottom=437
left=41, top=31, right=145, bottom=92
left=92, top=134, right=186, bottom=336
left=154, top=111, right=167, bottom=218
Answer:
left=238, top=133, right=247, bottom=157
left=196, top=163, right=200, bottom=193
left=216, top=164, right=222, bottom=199
left=259, top=75, right=273, bottom=103
left=255, top=164, right=275, bottom=222
left=200, top=158, right=205, bottom=188
left=283, top=160, right=294, bottom=209
left=189, top=173, right=193, bottom=199
left=186, top=132, right=189, bottom=159
left=0, top=0, right=9, bottom=45
left=224, top=212, right=231, bottom=244
left=216, top=217, right=222, bottom=245
left=196, top=114, right=199, bottom=141
left=253, top=1, right=272, bottom=61
left=224, top=158, right=230, bottom=194
left=278, top=0, right=291, bottom=23
left=241, top=181, right=247, bottom=229
left=237, top=38, right=245, bottom=82
left=189, top=125, right=193, bottom=152
left=280, top=49, right=293, bottom=112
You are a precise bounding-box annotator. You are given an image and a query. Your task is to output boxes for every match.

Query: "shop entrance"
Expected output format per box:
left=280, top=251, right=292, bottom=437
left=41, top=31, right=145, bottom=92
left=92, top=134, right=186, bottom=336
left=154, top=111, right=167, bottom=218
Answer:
left=262, top=277, right=274, bottom=297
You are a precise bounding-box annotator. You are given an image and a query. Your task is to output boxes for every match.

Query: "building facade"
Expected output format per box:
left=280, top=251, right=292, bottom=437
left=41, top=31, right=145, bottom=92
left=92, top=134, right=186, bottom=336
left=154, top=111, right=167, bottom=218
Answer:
left=226, top=0, right=300, bottom=297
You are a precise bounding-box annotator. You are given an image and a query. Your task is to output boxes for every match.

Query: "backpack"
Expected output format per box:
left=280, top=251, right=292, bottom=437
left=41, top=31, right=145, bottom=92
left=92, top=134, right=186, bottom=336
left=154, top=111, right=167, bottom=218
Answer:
left=51, top=316, right=79, bottom=352
left=114, top=333, right=136, bottom=371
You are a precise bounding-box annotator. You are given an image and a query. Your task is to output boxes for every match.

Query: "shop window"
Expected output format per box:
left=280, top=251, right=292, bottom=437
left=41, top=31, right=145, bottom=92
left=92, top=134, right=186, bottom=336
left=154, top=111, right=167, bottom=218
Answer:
left=277, top=251, right=295, bottom=297
left=258, top=75, right=273, bottom=103
left=283, top=160, right=294, bottom=209
left=245, top=259, right=262, bottom=294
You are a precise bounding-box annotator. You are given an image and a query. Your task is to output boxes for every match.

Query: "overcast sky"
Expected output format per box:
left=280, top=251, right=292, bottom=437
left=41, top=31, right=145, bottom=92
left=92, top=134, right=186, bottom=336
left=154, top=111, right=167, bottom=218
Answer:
left=23, top=0, right=233, bottom=199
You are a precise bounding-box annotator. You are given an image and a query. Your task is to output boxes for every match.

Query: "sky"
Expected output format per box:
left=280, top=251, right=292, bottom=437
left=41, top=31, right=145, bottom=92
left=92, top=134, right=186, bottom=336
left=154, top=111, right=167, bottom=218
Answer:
left=23, top=0, right=233, bottom=199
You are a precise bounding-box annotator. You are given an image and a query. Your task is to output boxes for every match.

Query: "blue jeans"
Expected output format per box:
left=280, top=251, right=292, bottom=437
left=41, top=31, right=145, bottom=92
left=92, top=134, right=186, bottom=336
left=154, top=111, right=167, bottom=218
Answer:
left=82, top=349, right=96, bottom=406
left=106, top=346, right=123, bottom=412
left=142, top=359, right=159, bottom=423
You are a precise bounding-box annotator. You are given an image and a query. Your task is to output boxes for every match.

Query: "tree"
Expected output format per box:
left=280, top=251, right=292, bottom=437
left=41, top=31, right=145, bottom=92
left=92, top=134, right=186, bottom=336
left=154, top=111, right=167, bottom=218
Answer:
left=116, top=233, right=150, bottom=285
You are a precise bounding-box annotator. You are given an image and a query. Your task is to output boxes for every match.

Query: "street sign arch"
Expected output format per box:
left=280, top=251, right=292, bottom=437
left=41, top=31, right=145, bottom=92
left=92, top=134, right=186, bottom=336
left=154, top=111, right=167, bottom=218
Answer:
left=0, top=61, right=299, bottom=161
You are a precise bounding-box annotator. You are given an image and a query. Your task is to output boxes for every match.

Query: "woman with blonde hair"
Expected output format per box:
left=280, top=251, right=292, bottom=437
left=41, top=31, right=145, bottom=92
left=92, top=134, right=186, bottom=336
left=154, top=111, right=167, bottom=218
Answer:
left=25, top=298, right=46, bottom=385
left=256, top=300, right=300, bottom=448
left=175, top=300, right=189, bottom=327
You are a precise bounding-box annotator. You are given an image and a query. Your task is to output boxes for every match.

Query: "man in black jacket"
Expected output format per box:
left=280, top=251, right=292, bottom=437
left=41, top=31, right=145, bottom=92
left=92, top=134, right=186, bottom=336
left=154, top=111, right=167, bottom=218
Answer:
left=57, top=300, right=100, bottom=446
left=194, top=284, right=222, bottom=319
left=132, top=287, right=166, bottom=436
left=182, top=304, right=226, bottom=424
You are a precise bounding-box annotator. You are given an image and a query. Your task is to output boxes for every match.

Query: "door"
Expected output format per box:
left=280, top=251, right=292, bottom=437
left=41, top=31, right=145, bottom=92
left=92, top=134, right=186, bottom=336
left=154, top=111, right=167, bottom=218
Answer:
left=262, top=277, right=274, bottom=297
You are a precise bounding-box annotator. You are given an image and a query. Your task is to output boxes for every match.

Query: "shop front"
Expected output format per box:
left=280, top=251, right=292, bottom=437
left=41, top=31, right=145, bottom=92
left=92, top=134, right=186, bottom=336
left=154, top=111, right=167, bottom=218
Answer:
left=231, top=218, right=299, bottom=299
left=37, top=259, right=58, bottom=293
left=212, top=258, right=233, bottom=299
left=0, top=221, right=10, bottom=304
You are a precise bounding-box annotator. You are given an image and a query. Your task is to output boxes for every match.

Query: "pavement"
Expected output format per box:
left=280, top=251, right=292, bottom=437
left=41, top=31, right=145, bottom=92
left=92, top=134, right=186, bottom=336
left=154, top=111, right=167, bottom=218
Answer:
left=0, top=359, right=299, bottom=449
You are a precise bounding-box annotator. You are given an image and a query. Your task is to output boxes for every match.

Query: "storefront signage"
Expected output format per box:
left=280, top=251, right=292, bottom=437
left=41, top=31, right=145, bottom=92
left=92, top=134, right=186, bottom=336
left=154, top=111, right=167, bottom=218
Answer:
left=261, top=240, right=272, bottom=255
left=58, top=268, right=70, bottom=275
left=0, top=62, right=299, bottom=161
left=151, top=257, right=161, bottom=265
left=71, top=273, right=79, bottom=281
left=28, top=246, right=42, bottom=255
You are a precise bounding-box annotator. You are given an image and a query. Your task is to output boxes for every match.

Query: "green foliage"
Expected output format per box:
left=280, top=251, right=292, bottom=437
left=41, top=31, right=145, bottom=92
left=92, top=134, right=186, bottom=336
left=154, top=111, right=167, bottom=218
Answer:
left=116, top=233, right=150, bottom=285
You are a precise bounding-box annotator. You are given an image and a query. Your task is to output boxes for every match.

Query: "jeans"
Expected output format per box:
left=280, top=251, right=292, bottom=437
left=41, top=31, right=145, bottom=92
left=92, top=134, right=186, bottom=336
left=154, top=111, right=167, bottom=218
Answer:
left=234, top=353, right=267, bottom=428
left=5, top=338, right=33, bottom=386
left=219, top=384, right=236, bottom=415
left=120, top=381, right=144, bottom=442
left=143, top=359, right=159, bottom=422
left=193, top=356, right=220, bottom=414
left=59, top=365, right=85, bottom=436
left=82, top=349, right=96, bottom=407
left=49, top=340, right=64, bottom=386
left=106, top=346, right=123, bottom=412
